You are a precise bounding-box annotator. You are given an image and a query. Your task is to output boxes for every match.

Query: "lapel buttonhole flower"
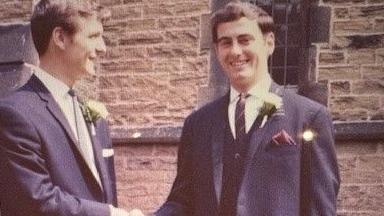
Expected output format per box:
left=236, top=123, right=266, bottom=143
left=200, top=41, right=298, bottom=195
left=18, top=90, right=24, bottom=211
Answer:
left=259, top=92, right=283, bottom=128
left=81, top=100, right=109, bottom=124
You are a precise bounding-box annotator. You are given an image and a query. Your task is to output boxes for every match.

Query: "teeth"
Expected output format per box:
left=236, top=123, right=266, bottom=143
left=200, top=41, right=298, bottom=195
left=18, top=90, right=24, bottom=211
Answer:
left=232, top=60, right=247, bottom=67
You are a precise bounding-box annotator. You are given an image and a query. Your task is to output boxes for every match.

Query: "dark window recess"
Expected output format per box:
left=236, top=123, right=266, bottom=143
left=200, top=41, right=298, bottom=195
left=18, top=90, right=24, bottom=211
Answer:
left=250, top=0, right=303, bottom=86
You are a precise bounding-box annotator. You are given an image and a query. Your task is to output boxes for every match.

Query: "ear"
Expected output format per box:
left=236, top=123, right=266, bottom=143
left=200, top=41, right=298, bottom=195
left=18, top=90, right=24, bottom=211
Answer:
left=51, top=26, right=67, bottom=50
left=264, top=32, right=275, bottom=56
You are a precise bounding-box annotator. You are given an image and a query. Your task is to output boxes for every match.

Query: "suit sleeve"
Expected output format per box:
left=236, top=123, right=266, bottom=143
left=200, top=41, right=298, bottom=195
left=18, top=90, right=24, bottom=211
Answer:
left=156, top=115, right=195, bottom=216
left=0, top=105, right=111, bottom=216
left=309, top=106, right=340, bottom=215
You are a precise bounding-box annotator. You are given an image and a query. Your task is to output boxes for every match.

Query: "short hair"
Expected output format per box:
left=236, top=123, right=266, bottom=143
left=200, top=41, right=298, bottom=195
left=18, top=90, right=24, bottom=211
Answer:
left=211, top=0, right=275, bottom=43
left=31, top=0, right=110, bottom=56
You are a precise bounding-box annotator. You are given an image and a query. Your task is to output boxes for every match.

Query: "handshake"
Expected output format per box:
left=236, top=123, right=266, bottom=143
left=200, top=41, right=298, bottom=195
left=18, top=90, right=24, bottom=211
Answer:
left=110, top=205, right=145, bottom=216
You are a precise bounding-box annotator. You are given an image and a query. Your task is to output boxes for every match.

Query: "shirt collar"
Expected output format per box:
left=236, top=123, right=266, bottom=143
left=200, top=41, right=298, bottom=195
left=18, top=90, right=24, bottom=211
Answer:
left=229, top=75, right=272, bottom=104
left=32, top=65, right=71, bottom=99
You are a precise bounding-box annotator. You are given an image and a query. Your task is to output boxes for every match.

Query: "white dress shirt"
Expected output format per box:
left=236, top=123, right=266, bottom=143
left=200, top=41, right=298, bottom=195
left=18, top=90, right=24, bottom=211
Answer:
left=228, top=76, right=272, bottom=138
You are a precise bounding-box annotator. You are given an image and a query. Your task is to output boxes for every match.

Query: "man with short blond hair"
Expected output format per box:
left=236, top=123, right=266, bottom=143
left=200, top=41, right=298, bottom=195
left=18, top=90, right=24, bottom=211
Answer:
left=0, top=1, right=143, bottom=215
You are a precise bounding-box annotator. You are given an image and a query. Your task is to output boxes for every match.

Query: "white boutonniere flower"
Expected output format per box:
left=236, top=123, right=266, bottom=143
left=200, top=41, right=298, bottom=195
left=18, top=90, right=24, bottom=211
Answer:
left=80, top=100, right=109, bottom=136
left=81, top=100, right=109, bottom=123
left=259, top=93, right=283, bottom=128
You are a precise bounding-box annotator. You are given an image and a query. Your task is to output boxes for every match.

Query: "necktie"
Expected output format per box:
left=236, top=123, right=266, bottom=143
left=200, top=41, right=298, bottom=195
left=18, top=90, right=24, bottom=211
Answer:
left=68, top=90, right=102, bottom=187
left=235, top=93, right=247, bottom=141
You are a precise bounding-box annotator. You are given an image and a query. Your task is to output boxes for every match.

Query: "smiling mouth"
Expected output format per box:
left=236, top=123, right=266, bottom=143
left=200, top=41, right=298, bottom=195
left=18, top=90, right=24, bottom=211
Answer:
left=231, top=59, right=249, bottom=69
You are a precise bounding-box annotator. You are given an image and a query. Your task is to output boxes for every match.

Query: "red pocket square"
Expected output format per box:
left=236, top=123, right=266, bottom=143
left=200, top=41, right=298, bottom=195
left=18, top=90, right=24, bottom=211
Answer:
left=272, top=130, right=296, bottom=146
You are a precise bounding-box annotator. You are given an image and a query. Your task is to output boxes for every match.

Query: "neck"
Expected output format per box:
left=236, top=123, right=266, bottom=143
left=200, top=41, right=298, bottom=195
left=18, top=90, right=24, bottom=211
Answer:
left=39, top=55, right=76, bottom=88
left=232, top=72, right=271, bottom=94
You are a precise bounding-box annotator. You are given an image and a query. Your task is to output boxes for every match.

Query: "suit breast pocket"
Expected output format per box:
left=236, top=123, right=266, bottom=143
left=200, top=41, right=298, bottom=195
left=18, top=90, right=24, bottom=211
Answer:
left=265, top=143, right=299, bottom=157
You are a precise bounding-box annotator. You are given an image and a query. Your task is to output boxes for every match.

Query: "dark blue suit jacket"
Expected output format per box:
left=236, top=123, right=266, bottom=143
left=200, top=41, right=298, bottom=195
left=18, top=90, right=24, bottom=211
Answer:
left=157, top=84, right=340, bottom=216
left=0, top=75, right=117, bottom=216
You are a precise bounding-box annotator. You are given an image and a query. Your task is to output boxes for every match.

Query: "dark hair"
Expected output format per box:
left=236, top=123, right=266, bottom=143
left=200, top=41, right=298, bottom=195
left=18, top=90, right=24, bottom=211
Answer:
left=31, top=0, right=110, bottom=56
left=211, top=0, right=275, bottom=43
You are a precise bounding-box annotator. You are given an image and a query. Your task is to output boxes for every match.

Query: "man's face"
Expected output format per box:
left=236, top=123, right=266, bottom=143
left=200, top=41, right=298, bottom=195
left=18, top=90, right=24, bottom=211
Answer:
left=63, top=15, right=106, bottom=79
left=215, top=17, right=275, bottom=92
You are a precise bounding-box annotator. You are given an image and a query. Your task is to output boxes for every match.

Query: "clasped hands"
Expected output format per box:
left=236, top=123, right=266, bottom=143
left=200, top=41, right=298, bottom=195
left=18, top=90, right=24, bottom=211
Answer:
left=110, top=205, right=145, bottom=216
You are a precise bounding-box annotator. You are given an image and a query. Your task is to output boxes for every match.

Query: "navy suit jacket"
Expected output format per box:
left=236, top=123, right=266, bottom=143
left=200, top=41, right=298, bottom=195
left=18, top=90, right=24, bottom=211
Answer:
left=0, top=75, right=117, bottom=216
left=157, top=84, right=340, bottom=216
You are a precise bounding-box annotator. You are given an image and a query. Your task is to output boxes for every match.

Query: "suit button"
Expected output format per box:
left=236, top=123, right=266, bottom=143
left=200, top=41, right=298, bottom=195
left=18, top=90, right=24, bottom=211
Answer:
left=235, top=153, right=241, bottom=159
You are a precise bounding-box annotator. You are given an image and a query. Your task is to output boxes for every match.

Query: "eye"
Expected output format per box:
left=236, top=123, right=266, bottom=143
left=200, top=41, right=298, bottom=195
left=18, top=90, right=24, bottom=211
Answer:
left=89, top=33, right=101, bottom=39
left=218, top=39, right=232, bottom=47
left=238, top=35, right=254, bottom=45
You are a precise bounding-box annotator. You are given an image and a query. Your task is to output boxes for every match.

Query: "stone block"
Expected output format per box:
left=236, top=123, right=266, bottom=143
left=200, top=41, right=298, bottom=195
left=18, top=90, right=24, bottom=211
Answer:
left=371, top=109, right=384, bottom=120
left=0, top=0, right=32, bottom=22
left=319, top=51, right=345, bottom=65
left=99, top=90, right=118, bottom=103
left=115, top=145, right=155, bottom=157
left=333, top=7, right=349, bottom=19
left=0, top=23, right=38, bottom=64
left=331, top=109, right=368, bottom=121
left=119, top=32, right=164, bottom=45
left=125, top=156, right=176, bottom=171
left=346, top=34, right=384, bottom=49
left=101, top=59, right=153, bottom=72
left=347, top=49, right=376, bottom=64
left=101, top=0, right=122, bottom=6
left=318, top=66, right=360, bottom=81
left=143, top=4, right=174, bottom=18
left=331, top=36, right=353, bottom=49
left=350, top=5, right=384, bottom=19
left=369, top=0, right=384, bottom=3
left=174, top=1, right=210, bottom=16
left=376, top=48, right=384, bottom=62
left=333, top=20, right=373, bottom=35
left=331, top=96, right=380, bottom=111
left=159, top=16, right=200, bottom=29
left=331, top=81, right=351, bottom=95
left=152, top=58, right=181, bottom=73
left=323, top=0, right=365, bottom=4
left=336, top=141, right=380, bottom=156
left=352, top=80, right=384, bottom=94
left=361, top=65, right=384, bottom=79
left=122, top=0, right=143, bottom=4
left=110, top=5, right=142, bottom=20
left=375, top=18, right=384, bottom=31
left=164, top=29, right=199, bottom=45
left=147, top=44, right=198, bottom=58
left=105, top=46, right=148, bottom=59
left=338, top=185, right=384, bottom=212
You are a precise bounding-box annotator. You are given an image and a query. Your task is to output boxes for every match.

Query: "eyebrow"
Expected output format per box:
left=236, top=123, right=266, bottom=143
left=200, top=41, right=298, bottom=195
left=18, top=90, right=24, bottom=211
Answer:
left=217, top=34, right=254, bottom=42
left=217, top=36, right=231, bottom=43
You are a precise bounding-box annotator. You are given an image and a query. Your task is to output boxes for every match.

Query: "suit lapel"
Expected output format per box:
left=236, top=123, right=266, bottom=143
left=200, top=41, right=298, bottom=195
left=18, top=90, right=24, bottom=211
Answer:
left=30, top=75, right=78, bottom=145
left=211, top=94, right=229, bottom=206
left=31, top=75, right=104, bottom=194
left=245, top=83, right=286, bottom=166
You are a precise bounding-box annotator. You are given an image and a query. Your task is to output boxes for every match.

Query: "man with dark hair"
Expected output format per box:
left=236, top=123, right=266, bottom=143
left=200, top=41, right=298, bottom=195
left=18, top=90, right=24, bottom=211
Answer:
left=0, top=0, right=143, bottom=215
left=156, top=1, right=340, bottom=216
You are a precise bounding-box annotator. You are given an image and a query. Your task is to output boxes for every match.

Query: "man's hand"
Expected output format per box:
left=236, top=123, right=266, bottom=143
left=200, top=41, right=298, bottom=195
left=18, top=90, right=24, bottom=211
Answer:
left=110, top=205, right=130, bottom=216
left=110, top=205, right=145, bottom=216
left=128, top=208, right=145, bottom=216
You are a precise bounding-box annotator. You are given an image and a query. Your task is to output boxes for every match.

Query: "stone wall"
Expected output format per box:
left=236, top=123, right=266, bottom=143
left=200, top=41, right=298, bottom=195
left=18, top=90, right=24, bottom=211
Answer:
left=319, top=0, right=384, bottom=121
left=99, top=0, right=211, bottom=133
left=1, top=0, right=384, bottom=215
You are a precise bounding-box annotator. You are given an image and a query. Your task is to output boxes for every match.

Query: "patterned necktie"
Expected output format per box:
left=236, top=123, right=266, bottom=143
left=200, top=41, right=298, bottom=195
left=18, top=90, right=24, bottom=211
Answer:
left=235, top=93, right=248, bottom=141
left=68, top=89, right=102, bottom=187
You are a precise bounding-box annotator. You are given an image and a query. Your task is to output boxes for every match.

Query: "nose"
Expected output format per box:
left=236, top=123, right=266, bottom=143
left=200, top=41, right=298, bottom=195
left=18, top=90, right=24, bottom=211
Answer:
left=230, top=41, right=242, bottom=56
left=96, top=37, right=107, bottom=56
